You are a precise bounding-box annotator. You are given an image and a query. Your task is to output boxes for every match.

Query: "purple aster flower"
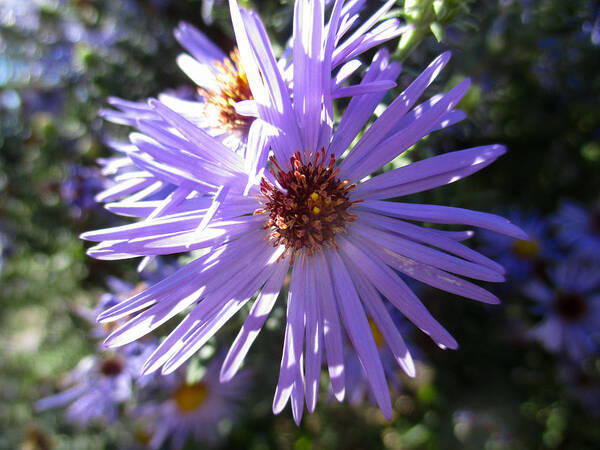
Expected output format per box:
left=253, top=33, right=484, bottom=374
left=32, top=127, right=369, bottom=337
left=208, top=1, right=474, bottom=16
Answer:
left=37, top=353, right=134, bottom=426
left=553, top=200, right=600, bottom=261
left=82, top=0, right=525, bottom=423
left=478, top=209, right=556, bottom=284
left=524, top=259, right=600, bottom=361
left=135, top=355, right=251, bottom=449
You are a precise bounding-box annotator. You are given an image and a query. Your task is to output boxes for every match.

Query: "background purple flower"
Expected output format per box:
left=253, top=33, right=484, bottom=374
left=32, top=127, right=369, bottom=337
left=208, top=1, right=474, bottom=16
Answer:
left=553, top=200, right=600, bottom=262
left=524, top=259, right=600, bottom=361
left=36, top=353, right=134, bottom=426
left=478, top=209, right=556, bottom=284
left=135, top=355, right=251, bottom=449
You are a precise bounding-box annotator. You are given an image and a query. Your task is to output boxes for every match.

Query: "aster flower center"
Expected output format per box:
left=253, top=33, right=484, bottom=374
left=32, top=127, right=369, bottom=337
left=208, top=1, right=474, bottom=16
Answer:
left=552, top=292, right=588, bottom=323
left=511, top=238, right=540, bottom=259
left=256, top=149, right=358, bottom=260
left=100, top=356, right=124, bottom=377
left=199, top=48, right=253, bottom=132
left=174, top=382, right=208, bottom=413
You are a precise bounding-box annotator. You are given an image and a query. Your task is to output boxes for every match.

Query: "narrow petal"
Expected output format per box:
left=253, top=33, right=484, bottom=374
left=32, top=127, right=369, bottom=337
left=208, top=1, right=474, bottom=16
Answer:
left=326, top=247, right=393, bottom=419
left=357, top=201, right=529, bottom=240
left=220, top=259, right=288, bottom=382
left=341, top=78, right=471, bottom=182
left=273, top=261, right=306, bottom=415
left=339, top=52, right=451, bottom=172
left=354, top=145, right=506, bottom=200
left=338, top=235, right=458, bottom=350
left=304, top=257, right=323, bottom=413
left=350, top=267, right=416, bottom=377
left=315, top=251, right=345, bottom=401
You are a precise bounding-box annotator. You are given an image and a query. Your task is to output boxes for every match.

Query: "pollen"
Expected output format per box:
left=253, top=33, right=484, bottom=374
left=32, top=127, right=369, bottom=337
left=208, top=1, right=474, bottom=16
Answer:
left=256, top=148, right=360, bottom=261
left=198, top=48, right=253, bottom=132
left=174, top=382, right=209, bottom=413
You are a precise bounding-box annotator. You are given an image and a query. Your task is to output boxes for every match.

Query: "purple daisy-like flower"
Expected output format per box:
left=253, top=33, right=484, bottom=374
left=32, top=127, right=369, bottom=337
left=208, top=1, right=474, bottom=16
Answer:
left=37, top=353, right=134, bottom=426
left=524, top=259, right=600, bottom=361
left=36, top=336, right=158, bottom=425
left=553, top=200, right=600, bottom=261
left=82, top=0, right=525, bottom=423
left=135, top=355, right=251, bottom=449
left=478, top=209, right=556, bottom=284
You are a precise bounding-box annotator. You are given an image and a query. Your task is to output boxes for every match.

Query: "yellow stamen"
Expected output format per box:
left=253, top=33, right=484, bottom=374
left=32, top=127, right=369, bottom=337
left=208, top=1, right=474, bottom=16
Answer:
left=511, top=238, right=540, bottom=259
left=312, top=206, right=321, bottom=214
left=174, top=382, right=208, bottom=413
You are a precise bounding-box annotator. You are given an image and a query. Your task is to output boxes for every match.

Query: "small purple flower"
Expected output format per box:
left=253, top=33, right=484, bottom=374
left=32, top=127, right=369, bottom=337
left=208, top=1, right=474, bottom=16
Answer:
left=524, top=259, right=600, bottom=361
left=82, top=0, right=524, bottom=423
left=135, top=356, right=251, bottom=449
left=553, top=201, right=600, bottom=261
left=37, top=353, right=133, bottom=426
left=478, top=209, right=555, bottom=283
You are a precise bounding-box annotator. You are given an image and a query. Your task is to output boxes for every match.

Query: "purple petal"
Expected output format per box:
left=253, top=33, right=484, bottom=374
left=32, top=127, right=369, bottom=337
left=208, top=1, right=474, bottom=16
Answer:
left=304, top=257, right=323, bottom=413
left=354, top=145, right=506, bottom=200
left=357, top=201, right=529, bottom=240
left=314, top=251, right=346, bottom=401
left=341, top=78, right=471, bottom=182
left=220, top=259, right=289, bottom=382
left=326, top=247, right=393, bottom=419
left=338, top=235, right=458, bottom=350
left=273, top=261, right=306, bottom=415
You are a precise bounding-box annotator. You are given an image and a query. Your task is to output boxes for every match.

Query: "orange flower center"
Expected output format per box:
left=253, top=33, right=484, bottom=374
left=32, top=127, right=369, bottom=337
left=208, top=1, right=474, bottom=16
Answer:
left=199, top=48, right=253, bottom=132
left=256, top=149, right=359, bottom=261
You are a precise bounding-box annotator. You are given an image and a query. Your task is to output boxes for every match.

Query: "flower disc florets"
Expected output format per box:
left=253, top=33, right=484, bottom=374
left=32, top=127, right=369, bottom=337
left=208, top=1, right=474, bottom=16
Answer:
left=174, top=382, right=208, bottom=413
left=553, top=292, right=588, bottom=322
left=100, top=356, right=124, bottom=377
left=199, top=48, right=253, bottom=132
left=256, top=149, right=358, bottom=260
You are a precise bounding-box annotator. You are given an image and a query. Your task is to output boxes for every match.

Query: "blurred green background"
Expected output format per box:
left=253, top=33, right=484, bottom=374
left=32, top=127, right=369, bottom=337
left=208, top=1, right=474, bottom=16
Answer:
left=1, top=0, right=599, bottom=449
